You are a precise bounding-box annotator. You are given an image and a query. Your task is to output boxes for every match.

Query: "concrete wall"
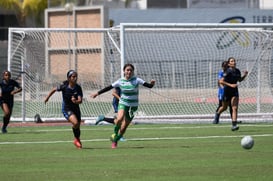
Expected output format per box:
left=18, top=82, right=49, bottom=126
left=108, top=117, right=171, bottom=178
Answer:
left=109, top=8, right=273, bottom=26
left=45, top=6, right=108, bottom=81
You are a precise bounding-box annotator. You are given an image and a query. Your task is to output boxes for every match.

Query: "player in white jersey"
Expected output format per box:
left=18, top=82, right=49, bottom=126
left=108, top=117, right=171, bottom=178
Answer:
left=91, top=63, right=155, bottom=148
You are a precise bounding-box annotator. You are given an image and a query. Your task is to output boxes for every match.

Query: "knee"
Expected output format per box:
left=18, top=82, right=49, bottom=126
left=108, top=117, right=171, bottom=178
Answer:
left=219, top=105, right=228, bottom=112
left=73, top=123, right=80, bottom=129
left=70, top=119, right=80, bottom=128
left=4, top=112, right=11, bottom=118
left=116, top=117, right=124, bottom=125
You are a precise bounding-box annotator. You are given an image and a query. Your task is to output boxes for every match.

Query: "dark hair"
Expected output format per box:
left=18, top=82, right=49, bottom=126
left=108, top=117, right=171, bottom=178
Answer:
left=67, top=70, right=76, bottom=78
left=222, top=61, right=229, bottom=71
left=227, top=57, right=235, bottom=63
left=2, top=70, right=11, bottom=77
left=123, top=64, right=134, bottom=71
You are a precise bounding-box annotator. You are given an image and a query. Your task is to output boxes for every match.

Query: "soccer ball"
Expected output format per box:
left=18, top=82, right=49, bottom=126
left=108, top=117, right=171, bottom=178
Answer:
left=241, top=136, right=254, bottom=150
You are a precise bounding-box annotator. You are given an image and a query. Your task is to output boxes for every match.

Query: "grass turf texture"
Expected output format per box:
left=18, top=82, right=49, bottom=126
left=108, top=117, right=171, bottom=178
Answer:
left=0, top=123, right=273, bottom=181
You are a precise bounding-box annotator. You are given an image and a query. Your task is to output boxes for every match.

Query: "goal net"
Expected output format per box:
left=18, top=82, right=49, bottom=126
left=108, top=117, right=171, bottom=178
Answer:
left=8, top=24, right=273, bottom=123
left=119, top=23, right=273, bottom=123
left=8, top=28, right=121, bottom=122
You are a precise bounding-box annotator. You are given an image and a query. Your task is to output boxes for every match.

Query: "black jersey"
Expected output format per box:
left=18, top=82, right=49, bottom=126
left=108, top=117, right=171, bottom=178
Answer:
left=57, top=81, right=83, bottom=111
left=0, top=79, right=21, bottom=102
left=224, top=68, right=241, bottom=84
left=223, top=67, right=241, bottom=99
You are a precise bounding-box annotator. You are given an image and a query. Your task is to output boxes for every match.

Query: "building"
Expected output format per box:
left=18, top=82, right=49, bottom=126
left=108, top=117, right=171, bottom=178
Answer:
left=1, top=0, right=273, bottom=71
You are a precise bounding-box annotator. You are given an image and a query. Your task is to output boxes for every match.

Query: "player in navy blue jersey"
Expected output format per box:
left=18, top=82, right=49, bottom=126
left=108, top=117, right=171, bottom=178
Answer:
left=112, top=87, right=120, bottom=113
left=0, top=70, right=22, bottom=133
left=215, top=57, right=248, bottom=131
left=44, top=70, right=83, bottom=149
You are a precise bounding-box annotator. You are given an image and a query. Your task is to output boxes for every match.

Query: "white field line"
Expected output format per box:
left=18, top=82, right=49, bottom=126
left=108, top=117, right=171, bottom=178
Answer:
left=0, top=134, right=272, bottom=145
left=128, top=134, right=273, bottom=141
left=0, top=124, right=272, bottom=145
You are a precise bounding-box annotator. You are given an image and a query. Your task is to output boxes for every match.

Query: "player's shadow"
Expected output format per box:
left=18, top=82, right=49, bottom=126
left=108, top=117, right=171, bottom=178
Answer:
left=2, top=131, right=45, bottom=135
left=82, top=146, right=145, bottom=150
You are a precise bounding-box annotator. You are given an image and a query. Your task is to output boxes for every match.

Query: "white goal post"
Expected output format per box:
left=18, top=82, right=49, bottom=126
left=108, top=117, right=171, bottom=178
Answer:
left=8, top=23, right=273, bottom=123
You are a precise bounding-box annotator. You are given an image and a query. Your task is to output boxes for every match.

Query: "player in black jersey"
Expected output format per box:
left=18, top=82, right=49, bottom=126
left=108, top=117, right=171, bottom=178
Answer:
left=0, top=70, right=22, bottom=133
left=45, top=70, right=83, bottom=149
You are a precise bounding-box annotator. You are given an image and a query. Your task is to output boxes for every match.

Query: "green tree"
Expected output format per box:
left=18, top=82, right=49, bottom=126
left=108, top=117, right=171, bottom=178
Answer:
left=0, top=0, right=47, bottom=27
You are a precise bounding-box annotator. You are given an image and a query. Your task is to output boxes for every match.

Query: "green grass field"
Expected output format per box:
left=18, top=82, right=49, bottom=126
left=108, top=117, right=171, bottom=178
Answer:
left=0, top=123, right=272, bottom=181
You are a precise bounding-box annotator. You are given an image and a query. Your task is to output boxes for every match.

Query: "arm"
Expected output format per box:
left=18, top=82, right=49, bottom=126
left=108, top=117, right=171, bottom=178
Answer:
left=11, top=87, right=22, bottom=95
left=71, top=86, right=83, bottom=104
left=238, top=71, right=248, bottom=82
left=218, top=79, right=224, bottom=88
left=11, top=80, right=22, bottom=95
left=44, top=88, right=57, bottom=104
left=71, top=95, right=82, bottom=104
left=143, top=79, right=156, bottom=88
left=91, top=85, right=113, bottom=98
left=219, top=78, right=237, bottom=88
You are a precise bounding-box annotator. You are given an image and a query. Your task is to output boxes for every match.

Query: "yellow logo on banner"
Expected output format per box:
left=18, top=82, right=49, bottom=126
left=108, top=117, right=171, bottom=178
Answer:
left=216, top=16, right=250, bottom=49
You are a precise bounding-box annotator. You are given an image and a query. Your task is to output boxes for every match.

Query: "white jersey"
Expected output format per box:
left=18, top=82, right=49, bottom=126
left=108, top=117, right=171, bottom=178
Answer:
left=112, top=76, right=145, bottom=107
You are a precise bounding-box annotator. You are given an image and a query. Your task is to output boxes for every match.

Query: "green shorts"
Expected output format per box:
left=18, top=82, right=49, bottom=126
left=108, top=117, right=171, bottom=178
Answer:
left=118, top=104, right=138, bottom=122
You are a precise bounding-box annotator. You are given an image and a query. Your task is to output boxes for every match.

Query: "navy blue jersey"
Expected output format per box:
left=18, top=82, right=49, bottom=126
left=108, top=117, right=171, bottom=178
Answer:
left=0, top=79, right=21, bottom=102
left=57, top=82, right=83, bottom=112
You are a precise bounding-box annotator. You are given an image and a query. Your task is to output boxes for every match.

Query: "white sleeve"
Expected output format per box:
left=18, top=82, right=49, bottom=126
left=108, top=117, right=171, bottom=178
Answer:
left=112, top=79, right=120, bottom=87
left=136, top=77, right=145, bottom=85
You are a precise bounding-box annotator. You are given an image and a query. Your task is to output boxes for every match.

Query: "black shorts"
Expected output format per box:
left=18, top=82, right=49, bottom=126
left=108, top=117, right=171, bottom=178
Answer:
left=62, top=108, right=81, bottom=122
left=223, top=87, right=239, bottom=102
left=0, top=99, right=14, bottom=109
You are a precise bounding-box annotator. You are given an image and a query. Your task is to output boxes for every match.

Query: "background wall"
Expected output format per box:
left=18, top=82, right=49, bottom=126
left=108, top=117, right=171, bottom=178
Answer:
left=45, top=6, right=108, bottom=79
left=109, top=8, right=273, bottom=26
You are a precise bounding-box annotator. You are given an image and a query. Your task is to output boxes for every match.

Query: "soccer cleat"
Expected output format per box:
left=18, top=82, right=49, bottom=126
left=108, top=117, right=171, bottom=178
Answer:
left=212, top=113, right=220, bottom=124
left=212, top=120, right=219, bottom=124
left=95, top=115, right=105, bottom=125
left=73, top=138, right=82, bottom=149
left=111, top=141, right=117, bottom=149
left=231, top=125, right=239, bottom=131
left=1, top=128, right=7, bottom=134
left=119, top=137, right=126, bottom=142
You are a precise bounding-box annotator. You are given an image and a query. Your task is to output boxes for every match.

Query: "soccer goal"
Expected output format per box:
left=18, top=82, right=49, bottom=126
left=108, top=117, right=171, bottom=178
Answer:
left=119, top=23, right=273, bottom=123
left=8, top=24, right=273, bottom=123
left=8, top=28, right=121, bottom=122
